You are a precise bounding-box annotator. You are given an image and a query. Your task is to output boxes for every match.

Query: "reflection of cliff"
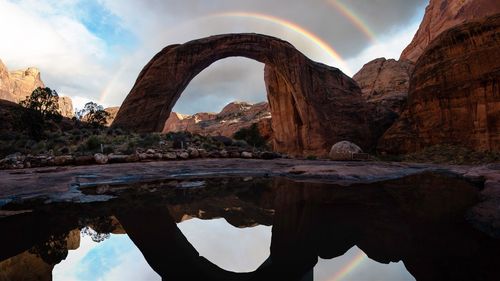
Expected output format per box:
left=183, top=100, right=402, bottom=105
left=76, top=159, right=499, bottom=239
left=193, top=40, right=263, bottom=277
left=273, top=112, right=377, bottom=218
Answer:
left=0, top=229, right=79, bottom=281
left=0, top=174, right=498, bottom=280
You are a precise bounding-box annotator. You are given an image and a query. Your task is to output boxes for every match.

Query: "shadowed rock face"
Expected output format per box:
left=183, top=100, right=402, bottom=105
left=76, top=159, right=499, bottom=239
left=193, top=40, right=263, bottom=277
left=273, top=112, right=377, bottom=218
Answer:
left=112, top=33, right=371, bottom=156
left=353, top=58, right=415, bottom=143
left=400, top=0, right=500, bottom=62
left=379, top=15, right=500, bottom=154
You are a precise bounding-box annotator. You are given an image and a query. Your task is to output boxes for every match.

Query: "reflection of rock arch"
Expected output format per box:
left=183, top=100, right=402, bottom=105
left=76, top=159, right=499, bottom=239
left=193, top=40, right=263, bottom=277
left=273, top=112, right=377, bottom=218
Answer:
left=117, top=204, right=316, bottom=281
left=112, top=33, right=371, bottom=156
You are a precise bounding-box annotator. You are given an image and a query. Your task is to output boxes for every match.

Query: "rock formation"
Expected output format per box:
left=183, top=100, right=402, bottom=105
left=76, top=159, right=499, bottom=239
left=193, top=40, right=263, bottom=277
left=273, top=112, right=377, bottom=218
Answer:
left=9, top=68, right=45, bottom=102
left=104, top=106, right=120, bottom=126
left=0, top=60, right=13, bottom=101
left=57, top=96, right=74, bottom=118
left=0, top=59, right=74, bottom=118
left=379, top=15, right=500, bottom=154
left=163, top=101, right=272, bottom=139
left=353, top=58, right=415, bottom=142
left=112, top=34, right=372, bottom=156
left=401, top=0, right=500, bottom=62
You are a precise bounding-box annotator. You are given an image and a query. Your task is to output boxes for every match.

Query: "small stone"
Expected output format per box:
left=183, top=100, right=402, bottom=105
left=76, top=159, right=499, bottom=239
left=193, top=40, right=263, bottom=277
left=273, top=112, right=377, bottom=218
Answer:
left=138, top=153, right=148, bottom=160
left=146, top=149, right=156, bottom=154
left=54, top=155, right=74, bottom=166
left=220, top=150, right=228, bottom=158
left=198, top=149, right=208, bottom=158
left=260, top=151, right=280, bottom=160
left=241, top=152, right=253, bottom=158
left=178, top=152, right=189, bottom=159
left=108, top=154, right=129, bottom=163
left=188, top=148, right=199, bottom=158
left=229, top=151, right=240, bottom=158
left=94, top=153, right=109, bottom=164
left=163, top=152, right=177, bottom=160
left=75, top=155, right=95, bottom=165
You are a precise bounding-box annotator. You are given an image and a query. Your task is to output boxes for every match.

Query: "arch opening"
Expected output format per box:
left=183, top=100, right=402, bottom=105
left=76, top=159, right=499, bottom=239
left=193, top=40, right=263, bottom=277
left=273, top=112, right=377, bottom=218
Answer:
left=162, top=58, right=272, bottom=143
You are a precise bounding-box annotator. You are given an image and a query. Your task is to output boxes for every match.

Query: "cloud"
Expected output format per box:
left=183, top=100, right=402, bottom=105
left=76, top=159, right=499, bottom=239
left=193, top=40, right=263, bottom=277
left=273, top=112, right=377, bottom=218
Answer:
left=1, top=0, right=428, bottom=114
left=53, top=232, right=160, bottom=281
left=346, top=9, right=425, bottom=74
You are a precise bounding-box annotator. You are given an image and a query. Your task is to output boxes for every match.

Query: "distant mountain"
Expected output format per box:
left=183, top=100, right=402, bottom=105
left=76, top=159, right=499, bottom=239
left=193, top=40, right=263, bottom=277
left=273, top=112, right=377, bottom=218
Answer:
left=163, top=101, right=273, bottom=140
left=0, top=59, right=73, bottom=118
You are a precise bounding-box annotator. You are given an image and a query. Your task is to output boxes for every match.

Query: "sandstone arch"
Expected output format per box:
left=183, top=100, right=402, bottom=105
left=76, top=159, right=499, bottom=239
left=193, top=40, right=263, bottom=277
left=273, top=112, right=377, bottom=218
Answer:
left=112, top=33, right=371, bottom=156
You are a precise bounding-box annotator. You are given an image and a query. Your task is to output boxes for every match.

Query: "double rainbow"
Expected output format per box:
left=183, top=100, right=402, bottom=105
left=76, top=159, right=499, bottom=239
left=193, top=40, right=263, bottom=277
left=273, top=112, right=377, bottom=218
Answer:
left=99, top=1, right=374, bottom=105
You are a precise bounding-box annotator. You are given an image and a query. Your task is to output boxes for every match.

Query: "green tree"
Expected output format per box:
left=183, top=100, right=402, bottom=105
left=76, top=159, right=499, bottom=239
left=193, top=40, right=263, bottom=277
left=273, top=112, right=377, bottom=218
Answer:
left=77, top=102, right=110, bottom=128
left=19, top=87, right=62, bottom=139
left=233, top=123, right=267, bottom=148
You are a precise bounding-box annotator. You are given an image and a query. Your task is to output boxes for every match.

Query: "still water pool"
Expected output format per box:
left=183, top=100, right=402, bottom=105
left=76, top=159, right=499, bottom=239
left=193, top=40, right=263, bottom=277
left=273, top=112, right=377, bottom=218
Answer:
left=1, top=173, right=498, bottom=280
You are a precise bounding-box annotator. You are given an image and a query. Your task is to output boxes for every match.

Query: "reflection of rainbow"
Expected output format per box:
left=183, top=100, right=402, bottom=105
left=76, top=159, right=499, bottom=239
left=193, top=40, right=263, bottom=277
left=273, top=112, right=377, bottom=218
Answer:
left=212, top=12, right=351, bottom=73
left=327, top=0, right=377, bottom=42
left=329, top=251, right=366, bottom=281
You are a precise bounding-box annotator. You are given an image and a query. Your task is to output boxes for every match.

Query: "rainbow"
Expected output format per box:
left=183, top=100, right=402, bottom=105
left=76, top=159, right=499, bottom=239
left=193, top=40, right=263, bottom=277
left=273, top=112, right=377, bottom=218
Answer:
left=329, top=250, right=366, bottom=281
left=327, top=0, right=377, bottom=42
left=211, top=12, right=351, bottom=73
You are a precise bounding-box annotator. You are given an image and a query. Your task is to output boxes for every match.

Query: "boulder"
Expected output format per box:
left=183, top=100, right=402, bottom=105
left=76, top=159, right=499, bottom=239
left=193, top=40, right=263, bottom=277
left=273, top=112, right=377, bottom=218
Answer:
left=329, top=141, right=363, bottom=161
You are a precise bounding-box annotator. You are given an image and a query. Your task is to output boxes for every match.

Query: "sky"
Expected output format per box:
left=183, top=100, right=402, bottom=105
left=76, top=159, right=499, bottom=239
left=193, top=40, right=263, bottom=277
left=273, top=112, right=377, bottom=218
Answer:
left=52, top=218, right=415, bottom=281
left=0, top=0, right=427, bottom=114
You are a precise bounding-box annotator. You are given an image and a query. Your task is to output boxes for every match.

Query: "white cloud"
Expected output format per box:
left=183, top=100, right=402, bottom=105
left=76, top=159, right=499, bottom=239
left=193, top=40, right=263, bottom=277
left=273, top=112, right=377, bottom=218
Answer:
left=346, top=10, right=425, bottom=74
left=0, top=0, right=113, bottom=104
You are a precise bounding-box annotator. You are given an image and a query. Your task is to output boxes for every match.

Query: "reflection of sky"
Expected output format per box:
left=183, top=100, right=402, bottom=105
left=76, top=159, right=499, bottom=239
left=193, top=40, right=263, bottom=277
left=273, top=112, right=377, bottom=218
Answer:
left=52, top=219, right=415, bottom=280
left=53, top=232, right=160, bottom=281
left=315, top=247, right=415, bottom=281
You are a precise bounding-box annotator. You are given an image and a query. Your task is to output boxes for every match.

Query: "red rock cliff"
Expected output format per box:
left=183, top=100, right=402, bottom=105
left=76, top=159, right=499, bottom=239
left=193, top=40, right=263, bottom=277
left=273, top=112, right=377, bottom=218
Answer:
left=380, top=15, right=500, bottom=153
left=401, top=0, right=500, bottom=62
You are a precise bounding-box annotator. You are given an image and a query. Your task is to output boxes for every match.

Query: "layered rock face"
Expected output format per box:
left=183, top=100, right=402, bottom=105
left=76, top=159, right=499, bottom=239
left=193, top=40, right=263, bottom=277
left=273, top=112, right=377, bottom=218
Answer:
left=353, top=58, right=415, bottom=141
left=0, top=59, right=74, bottom=118
left=401, top=0, right=500, bottom=62
left=379, top=15, right=500, bottom=153
left=104, top=106, right=120, bottom=126
left=9, top=67, right=45, bottom=102
left=163, top=101, right=272, bottom=139
left=113, top=33, right=372, bottom=156
left=58, top=96, right=74, bottom=118
left=0, top=60, right=13, bottom=101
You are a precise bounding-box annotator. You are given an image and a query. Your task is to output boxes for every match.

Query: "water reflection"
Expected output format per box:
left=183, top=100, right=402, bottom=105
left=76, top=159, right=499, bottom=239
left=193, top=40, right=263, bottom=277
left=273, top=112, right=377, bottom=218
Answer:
left=0, top=173, right=499, bottom=281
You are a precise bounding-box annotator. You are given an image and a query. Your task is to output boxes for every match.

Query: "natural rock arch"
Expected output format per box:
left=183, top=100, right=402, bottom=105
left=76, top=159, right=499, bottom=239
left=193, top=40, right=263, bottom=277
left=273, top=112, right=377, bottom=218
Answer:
left=112, top=33, right=372, bottom=156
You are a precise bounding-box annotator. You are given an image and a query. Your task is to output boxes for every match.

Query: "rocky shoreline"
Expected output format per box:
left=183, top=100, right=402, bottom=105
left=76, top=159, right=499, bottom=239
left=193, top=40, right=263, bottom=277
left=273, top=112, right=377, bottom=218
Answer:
left=0, top=158, right=499, bottom=238
left=0, top=147, right=283, bottom=170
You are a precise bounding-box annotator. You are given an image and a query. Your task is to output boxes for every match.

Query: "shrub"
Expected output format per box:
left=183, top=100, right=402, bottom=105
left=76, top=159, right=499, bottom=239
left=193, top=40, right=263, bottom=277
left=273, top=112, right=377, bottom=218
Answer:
left=233, top=123, right=266, bottom=148
left=77, top=102, right=110, bottom=128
